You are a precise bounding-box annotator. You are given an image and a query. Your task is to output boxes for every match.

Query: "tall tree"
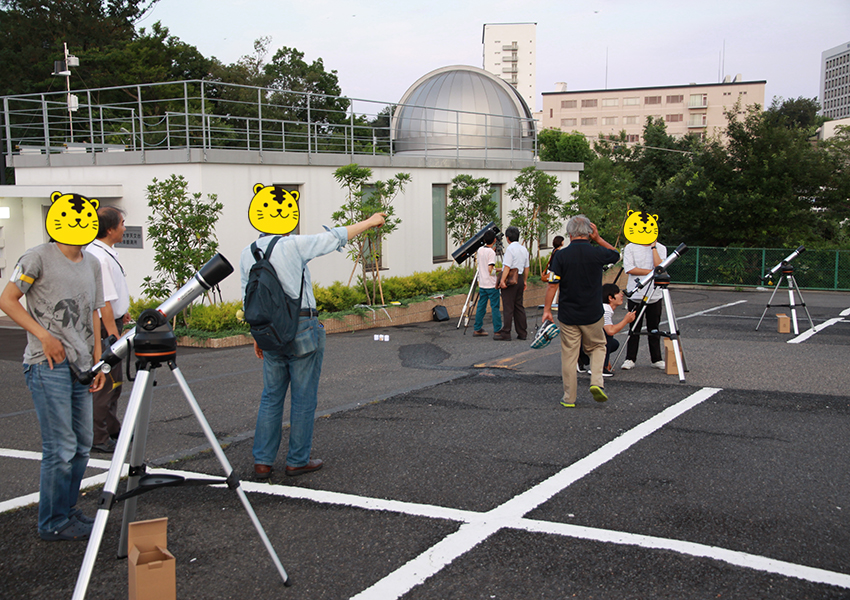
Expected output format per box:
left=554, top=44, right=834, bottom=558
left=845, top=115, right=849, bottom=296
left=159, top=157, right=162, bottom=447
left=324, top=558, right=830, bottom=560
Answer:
left=445, top=174, right=499, bottom=252
left=0, top=0, right=158, bottom=95
left=507, top=166, right=570, bottom=263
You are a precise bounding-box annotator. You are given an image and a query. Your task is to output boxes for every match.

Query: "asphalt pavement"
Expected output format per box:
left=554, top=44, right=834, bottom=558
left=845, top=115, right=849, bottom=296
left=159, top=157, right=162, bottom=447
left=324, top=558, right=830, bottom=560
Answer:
left=1, top=287, right=849, bottom=599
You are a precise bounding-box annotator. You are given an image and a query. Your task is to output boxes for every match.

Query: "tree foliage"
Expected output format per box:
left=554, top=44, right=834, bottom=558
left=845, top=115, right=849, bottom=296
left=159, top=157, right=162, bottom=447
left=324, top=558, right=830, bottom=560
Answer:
left=507, top=166, right=570, bottom=262
left=537, top=128, right=596, bottom=164
left=445, top=174, right=499, bottom=251
left=0, top=0, right=159, bottom=95
left=654, top=101, right=847, bottom=247
left=332, top=164, right=410, bottom=305
left=142, top=174, right=223, bottom=307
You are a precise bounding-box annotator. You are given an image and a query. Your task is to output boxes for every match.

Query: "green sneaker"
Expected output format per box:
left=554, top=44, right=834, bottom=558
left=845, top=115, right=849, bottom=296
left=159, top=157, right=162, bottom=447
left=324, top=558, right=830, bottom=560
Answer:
left=589, top=385, right=608, bottom=403
left=560, top=397, right=575, bottom=408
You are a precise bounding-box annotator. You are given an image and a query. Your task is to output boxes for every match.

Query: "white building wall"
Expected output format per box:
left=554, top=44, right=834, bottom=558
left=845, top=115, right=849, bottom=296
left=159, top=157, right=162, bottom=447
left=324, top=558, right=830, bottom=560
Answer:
left=482, top=23, right=537, bottom=112
left=0, top=152, right=579, bottom=313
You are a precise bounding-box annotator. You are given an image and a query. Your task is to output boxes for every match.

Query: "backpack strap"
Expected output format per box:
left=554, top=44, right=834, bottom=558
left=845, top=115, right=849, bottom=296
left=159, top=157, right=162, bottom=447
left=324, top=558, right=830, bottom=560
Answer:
left=252, top=236, right=307, bottom=304
left=252, top=235, right=280, bottom=262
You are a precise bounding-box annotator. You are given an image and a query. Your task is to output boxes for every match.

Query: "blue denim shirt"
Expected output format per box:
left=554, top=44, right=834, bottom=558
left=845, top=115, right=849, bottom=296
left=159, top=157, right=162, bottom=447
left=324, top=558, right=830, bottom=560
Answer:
left=239, top=227, right=348, bottom=310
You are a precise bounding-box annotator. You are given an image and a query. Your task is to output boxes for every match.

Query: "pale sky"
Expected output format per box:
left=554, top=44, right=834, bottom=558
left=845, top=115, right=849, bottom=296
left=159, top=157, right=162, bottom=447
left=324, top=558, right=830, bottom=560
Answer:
left=140, top=0, right=850, bottom=112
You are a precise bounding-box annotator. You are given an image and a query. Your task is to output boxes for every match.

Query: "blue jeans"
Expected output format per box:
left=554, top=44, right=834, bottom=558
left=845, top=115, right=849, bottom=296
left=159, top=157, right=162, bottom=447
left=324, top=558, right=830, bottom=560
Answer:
left=474, top=287, right=502, bottom=332
left=24, top=360, right=92, bottom=533
left=253, top=318, right=325, bottom=468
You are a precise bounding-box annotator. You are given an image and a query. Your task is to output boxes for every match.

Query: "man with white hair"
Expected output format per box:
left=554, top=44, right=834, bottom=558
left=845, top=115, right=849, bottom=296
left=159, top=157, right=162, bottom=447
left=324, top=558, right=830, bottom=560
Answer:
left=542, top=215, right=620, bottom=407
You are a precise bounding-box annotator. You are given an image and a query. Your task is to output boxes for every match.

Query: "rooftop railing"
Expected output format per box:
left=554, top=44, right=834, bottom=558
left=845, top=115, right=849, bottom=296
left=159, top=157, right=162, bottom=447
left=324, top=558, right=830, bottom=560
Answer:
left=1, top=80, right=537, bottom=165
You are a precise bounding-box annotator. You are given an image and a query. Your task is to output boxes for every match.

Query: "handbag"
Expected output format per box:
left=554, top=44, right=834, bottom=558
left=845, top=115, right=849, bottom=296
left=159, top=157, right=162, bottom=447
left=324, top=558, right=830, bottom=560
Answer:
left=506, top=267, right=519, bottom=286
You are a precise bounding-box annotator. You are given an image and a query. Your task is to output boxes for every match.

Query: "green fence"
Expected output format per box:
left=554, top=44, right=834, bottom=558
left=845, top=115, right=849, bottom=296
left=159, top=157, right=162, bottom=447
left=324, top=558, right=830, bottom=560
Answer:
left=666, top=247, right=850, bottom=291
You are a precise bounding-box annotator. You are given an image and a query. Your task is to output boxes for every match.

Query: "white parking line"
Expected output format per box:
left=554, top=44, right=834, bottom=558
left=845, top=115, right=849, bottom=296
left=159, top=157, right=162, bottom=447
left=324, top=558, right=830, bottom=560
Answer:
left=788, top=316, right=849, bottom=344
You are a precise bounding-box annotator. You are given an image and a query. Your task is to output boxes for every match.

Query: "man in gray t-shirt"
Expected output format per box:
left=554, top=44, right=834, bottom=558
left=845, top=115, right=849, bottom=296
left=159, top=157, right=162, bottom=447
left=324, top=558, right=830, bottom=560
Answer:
left=0, top=241, right=106, bottom=541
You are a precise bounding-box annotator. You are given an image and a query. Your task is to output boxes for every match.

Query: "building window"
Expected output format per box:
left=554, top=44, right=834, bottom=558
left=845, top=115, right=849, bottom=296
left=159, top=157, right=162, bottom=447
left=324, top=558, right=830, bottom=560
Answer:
left=666, top=95, right=684, bottom=104
left=561, top=118, right=577, bottom=127
left=602, top=117, right=617, bottom=126
left=581, top=99, right=598, bottom=108
left=581, top=117, right=597, bottom=126
left=561, top=100, right=577, bottom=109
left=689, top=93, right=708, bottom=108
left=624, top=97, right=639, bottom=106
left=665, top=114, right=683, bottom=122
left=602, top=98, right=618, bottom=107
left=627, top=134, right=640, bottom=143
left=489, top=184, right=502, bottom=224
left=625, top=116, right=639, bottom=125
left=432, top=185, right=447, bottom=262
left=645, top=96, right=661, bottom=105
left=688, top=113, right=707, bottom=127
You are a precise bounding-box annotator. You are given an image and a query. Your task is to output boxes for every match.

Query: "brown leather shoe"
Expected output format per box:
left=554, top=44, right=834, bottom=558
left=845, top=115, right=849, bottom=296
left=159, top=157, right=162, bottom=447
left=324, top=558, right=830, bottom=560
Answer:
left=254, top=464, right=273, bottom=479
left=473, top=329, right=488, bottom=337
left=493, top=333, right=511, bottom=341
left=285, top=458, right=323, bottom=477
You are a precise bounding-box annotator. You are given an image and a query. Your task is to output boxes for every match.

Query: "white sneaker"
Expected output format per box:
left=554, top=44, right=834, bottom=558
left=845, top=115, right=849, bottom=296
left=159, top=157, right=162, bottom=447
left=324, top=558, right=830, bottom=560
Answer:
left=652, top=360, right=666, bottom=370
left=621, top=359, right=635, bottom=370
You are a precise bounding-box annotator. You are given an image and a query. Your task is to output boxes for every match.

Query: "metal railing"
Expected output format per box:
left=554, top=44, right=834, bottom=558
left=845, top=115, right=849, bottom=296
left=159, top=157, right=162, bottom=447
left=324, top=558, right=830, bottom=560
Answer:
left=1, top=80, right=537, bottom=164
left=667, top=246, right=850, bottom=291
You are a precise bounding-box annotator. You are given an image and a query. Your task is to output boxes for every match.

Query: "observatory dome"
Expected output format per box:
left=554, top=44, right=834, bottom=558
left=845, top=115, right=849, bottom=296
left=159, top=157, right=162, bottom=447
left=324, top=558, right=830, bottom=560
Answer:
left=392, top=66, right=535, bottom=158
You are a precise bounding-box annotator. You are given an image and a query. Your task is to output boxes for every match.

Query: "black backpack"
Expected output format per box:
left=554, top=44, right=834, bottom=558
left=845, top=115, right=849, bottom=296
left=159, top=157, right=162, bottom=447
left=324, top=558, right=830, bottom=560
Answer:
left=243, top=236, right=305, bottom=352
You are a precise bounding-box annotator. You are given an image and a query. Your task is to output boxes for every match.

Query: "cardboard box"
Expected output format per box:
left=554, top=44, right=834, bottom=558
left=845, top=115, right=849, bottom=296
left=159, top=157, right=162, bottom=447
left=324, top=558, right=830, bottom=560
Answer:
left=663, top=338, right=685, bottom=376
left=128, top=518, right=176, bottom=600
left=777, top=313, right=791, bottom=334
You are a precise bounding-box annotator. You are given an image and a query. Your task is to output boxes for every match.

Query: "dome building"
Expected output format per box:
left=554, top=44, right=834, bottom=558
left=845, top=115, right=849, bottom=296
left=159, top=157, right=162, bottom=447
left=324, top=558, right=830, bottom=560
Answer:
left=392, top=65, right=536, bottom=159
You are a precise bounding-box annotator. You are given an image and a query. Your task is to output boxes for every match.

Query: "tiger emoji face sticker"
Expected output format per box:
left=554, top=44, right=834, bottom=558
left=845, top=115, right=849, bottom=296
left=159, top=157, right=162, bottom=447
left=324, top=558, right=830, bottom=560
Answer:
left=46, top=191, right=100, bottom=245
left=248, top=184, right=300, bottom=235
left=623, top=210, right=659, bottom=245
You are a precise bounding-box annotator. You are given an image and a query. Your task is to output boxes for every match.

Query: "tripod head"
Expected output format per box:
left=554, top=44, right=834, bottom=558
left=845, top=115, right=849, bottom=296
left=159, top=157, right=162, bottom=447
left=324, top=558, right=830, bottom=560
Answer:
left=763, top=246, right=805, bottom=282
left=76, top=254, right=233, bottom=384
left=627, top=243, right=688, bottom=298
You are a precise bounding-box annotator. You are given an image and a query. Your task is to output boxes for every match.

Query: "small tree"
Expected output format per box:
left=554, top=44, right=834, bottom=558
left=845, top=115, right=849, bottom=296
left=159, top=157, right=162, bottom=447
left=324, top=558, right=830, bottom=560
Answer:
left=507, top=166, right=570, bottom=266
left=332, top=164, right=409, bottom=305
left=446, top=174, right=499, bottom=256
left=142, top=174, right=223, bottom=318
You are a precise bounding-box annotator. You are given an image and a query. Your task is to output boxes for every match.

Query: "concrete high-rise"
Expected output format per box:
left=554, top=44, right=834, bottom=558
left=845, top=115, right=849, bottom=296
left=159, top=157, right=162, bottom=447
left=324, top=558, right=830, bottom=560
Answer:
left=482, top=23, right=536, bottom=112
left=821, top=41, right=850, bottom=120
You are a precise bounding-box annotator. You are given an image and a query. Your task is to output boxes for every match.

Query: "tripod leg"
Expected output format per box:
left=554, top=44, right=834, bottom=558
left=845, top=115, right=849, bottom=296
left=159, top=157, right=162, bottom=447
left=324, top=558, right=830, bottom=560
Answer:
left=457, top=270, right=479, bottom=329
left=117, top=366, right=157, bottom=558
left=662, top=289, right=686, bottom=383
left=787, top=279, right=800, bottom=335
left=614, top=297, right=649, bottom=367
left=72, top=370, right=155, bottom=600
left=755, top=278, right=783, bottom=331
left=463, top=288, right=480, bottom=334
left=789, top=275, right=815, bottom=330
left=169, top=363, right=290, bottom=586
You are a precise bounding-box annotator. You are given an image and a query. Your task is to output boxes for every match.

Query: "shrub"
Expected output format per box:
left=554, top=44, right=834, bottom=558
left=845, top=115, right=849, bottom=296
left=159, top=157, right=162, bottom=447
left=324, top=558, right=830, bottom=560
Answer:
left=185, top=301, right=248, bottom=333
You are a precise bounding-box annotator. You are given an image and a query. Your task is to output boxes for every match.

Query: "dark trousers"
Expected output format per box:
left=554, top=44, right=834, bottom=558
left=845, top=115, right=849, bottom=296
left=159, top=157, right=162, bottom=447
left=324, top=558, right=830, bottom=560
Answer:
left=626, top=299, right=663, bottom=363
left=498, top=282, right=527, bottom=339
left=579, top=334, right=619, bottom=368
left=92, top=317, right=123, bottom=445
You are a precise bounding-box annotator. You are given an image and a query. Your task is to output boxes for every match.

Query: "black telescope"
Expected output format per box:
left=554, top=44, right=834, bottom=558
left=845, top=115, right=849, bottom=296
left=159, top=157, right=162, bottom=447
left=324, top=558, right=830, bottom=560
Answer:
left=452, top=222, right=501, bottom=264
left=631, top=243, right=688, bottom=295
left=763, top=246, right=805, bottom=281
left=77, top=254, right=233, bottom=385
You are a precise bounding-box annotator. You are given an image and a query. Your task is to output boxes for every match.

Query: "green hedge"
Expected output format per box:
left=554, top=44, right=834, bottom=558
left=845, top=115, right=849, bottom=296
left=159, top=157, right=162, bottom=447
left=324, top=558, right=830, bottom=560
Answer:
left=129, top=265, right=478, bottom=331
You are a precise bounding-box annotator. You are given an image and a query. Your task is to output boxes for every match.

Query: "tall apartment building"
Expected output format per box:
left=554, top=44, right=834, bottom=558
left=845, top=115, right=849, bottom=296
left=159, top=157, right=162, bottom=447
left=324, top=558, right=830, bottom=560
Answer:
left=541, top=78, right=766, bottom=143
left=821, top=41, right=850, bottom=120
left=482, top=23, right=536, bottom=112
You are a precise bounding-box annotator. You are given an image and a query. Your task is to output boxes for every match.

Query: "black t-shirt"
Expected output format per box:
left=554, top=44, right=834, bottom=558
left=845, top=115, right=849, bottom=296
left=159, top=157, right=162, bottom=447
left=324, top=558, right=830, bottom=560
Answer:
left=549, top=239, right=620, bottom=326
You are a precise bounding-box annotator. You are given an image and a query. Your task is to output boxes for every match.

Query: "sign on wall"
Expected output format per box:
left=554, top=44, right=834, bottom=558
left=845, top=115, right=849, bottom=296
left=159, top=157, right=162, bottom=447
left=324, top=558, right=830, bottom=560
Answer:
left=116, top=226, right=143, bottom=249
